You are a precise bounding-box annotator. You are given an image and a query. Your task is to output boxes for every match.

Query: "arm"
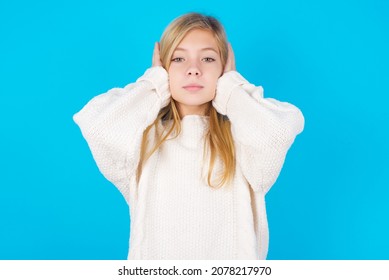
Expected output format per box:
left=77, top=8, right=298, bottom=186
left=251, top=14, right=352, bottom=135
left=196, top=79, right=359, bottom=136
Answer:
left=212, top=44, right=304, bottom=193
left=73, top=43, right=170, bottom=200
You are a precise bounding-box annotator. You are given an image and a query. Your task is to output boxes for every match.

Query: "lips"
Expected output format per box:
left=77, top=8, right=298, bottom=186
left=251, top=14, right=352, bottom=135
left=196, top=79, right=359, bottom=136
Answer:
left=183, top=83, right=204, bottom=92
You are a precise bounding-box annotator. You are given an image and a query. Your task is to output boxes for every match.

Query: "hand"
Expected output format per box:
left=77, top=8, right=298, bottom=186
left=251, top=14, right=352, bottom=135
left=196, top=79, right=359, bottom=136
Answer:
left=152, top=42, right=163, bottom=67
left=223, top=43, right=236, bottom=73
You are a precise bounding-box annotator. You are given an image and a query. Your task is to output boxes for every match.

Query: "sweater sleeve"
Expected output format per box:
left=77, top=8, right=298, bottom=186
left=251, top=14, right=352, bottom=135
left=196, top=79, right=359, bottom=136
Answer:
left=73, top=66, right=170, bottom=200
left=212, top=71, right=304, bottom=194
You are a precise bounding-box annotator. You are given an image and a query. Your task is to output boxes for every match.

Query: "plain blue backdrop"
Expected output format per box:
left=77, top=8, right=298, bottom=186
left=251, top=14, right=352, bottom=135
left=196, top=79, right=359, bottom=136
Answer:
left=1, top=0, right=388, bottom=260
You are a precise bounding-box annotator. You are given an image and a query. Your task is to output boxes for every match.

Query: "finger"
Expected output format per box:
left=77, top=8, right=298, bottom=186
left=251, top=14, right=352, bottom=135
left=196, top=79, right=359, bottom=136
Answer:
left=228, top=43, right=236, bottom=71
left=152, top=42, right=162, bottom=67
left=152, top=42, right=157, bottom=66
left=224, top=43, right=235, bottom=73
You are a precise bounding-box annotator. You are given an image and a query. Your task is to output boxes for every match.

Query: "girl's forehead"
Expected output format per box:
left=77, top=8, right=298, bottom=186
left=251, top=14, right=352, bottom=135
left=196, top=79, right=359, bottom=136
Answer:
left=176, top=29, right=219, bottom=50
left=181, top=29, right=216, bottom=40
left=173, top=46, right=219, bottom=54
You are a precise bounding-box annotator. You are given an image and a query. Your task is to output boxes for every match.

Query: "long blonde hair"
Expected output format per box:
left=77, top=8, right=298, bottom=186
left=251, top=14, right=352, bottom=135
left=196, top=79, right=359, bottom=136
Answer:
left=137, top=13, right=235, bottom=188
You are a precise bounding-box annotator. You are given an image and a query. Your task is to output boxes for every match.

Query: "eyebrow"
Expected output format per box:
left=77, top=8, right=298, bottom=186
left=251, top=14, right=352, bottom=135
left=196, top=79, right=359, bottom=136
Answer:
left=174, top=47, right=219, bottom=53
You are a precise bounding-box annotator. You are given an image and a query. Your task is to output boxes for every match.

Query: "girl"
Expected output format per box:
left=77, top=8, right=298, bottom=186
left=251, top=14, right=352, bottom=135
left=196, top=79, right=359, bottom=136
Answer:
left=73, top=13, right=304, bottom=260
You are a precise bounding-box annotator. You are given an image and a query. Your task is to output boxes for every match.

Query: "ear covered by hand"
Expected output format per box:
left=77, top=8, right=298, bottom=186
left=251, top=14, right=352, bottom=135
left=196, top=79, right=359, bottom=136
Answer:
left=223, top=43, right=236, bottom=73
left=152, top=42, right=163, bottom=67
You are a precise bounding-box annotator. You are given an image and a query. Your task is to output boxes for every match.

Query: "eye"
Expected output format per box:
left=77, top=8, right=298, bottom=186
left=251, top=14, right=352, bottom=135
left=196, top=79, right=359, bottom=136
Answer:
left=202, top=57, right=216, bottom=62
left=171, top=57, right=184, bottom=62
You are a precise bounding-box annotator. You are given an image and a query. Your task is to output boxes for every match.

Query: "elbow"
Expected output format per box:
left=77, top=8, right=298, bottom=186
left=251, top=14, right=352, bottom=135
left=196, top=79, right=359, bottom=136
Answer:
left=282, top=106, right=305, bottom=142
left=249, top=169, right=282, bottom=194
left=295, top=108, right=305, bottom=135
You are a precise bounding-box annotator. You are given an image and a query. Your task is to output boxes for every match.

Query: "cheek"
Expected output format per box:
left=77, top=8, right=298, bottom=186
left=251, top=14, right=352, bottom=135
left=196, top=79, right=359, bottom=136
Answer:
left=208, top=72, right=221, bottom=89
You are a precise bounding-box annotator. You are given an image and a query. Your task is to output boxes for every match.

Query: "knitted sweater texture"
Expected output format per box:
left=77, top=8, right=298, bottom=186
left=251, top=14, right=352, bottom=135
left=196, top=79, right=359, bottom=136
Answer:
left=73, top=66, right=304, bottom=259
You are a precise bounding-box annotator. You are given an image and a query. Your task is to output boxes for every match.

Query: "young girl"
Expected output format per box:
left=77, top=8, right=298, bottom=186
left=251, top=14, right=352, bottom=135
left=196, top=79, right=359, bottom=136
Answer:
left=74, top=13, right=304, bottom=260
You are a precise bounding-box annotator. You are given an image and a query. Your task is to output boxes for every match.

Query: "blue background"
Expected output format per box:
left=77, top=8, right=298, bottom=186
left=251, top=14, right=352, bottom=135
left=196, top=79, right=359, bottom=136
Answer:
left=1, top=0, right=388, bottom=260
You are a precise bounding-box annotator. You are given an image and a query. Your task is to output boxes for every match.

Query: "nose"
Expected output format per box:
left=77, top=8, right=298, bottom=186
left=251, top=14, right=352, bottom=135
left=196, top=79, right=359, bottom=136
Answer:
left=186, top=63, right=201, bottom=76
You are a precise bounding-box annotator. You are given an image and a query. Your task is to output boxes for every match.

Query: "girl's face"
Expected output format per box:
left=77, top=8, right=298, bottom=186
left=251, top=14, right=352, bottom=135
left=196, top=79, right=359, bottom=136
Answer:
left=168, top=29, right=223, bottom=117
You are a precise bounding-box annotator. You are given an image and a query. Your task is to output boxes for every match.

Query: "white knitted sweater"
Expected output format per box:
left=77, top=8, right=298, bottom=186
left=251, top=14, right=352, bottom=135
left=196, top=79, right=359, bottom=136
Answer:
left=73, top=67, right=304, bottom=259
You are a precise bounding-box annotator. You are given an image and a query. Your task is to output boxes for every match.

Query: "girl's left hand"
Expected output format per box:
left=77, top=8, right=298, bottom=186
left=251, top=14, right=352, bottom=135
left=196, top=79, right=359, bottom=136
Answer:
left=224, top=43, right=236, bottom=73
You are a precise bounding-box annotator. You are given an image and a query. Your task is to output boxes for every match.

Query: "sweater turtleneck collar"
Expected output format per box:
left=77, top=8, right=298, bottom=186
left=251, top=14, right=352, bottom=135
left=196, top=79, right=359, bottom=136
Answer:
left=177, top=115, right=209, bottom=148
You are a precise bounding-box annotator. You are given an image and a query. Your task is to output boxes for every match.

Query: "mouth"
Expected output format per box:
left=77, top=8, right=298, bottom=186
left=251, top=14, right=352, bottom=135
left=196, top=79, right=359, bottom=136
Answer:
left=183, top=84, right=204, bottom=92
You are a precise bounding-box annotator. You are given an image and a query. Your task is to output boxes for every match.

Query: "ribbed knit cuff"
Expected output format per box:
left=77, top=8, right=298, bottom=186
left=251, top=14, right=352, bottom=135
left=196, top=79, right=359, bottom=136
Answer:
left=213, top=71, right=250, bottom=115
left=137, top=66, right=170, bottom=106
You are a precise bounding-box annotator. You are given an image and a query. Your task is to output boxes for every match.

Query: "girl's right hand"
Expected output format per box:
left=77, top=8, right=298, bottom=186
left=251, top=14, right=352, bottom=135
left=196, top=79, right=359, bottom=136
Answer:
left=152, top=42, right=163, bottom=67
left=223, top=43, right=236, bottom=73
